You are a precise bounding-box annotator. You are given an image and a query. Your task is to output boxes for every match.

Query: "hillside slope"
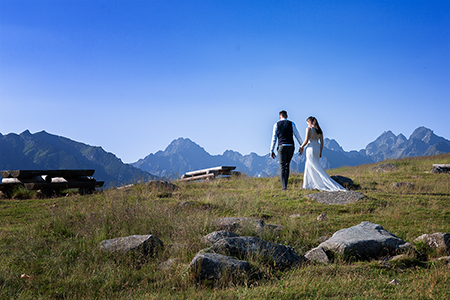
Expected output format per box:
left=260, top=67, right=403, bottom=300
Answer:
left=0, top=130, right=156, bottom=187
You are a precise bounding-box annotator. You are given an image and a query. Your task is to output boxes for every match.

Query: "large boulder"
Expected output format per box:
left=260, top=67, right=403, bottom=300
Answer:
left=98, top=235, right=163, bottom=257
left=414, top=232, right=450, bottom=254
left=206, top=236, right=302, bottom=269
left=307, top=191, right=365, bottom=205
left=317, top=222, right=412, bottom=260
left=187, top=252, right=250, bottom=280
left=202, top=231, right=240, bottom=245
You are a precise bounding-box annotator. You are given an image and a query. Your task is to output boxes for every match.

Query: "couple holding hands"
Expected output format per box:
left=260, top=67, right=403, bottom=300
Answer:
left=270, top=110, right=346, bottom=192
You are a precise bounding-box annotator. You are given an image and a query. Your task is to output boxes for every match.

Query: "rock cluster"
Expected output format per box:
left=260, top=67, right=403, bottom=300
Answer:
left=96, top=224, right=449, bottom=284
left=430, top=166, right=450, bottom=174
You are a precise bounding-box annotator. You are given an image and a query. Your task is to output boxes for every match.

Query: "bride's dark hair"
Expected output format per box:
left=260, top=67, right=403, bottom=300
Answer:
left=307, top=116, right=323, bottom=135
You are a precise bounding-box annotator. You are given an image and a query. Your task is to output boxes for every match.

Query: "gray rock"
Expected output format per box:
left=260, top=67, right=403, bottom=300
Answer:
left=317, top=221, right=412, bottom=260
left=206, top=236, right=302, bottom=269
left=99, top=235, right=163, bottom=257
left=202, top=231, right=240, bottom=245
left=304, top=247, right=331, bottom=264
left=388, top=279, right=399, bottom=285
left=372, top=163, right=397, bottom=172
left=178, top=201, right=194, bottom=207
left=187, top=252, right=250, bottom=280
left=331, top=175, right=354, bottom=187
left=307, top=191, right=365, bottom=205
left=317, top=214, right=327, bottom=221
left=289, top=214, right=302, bottom=218
left=414, top=232, right=450, bottom=254
left=393, top=182, right=414, bottom=188
left=431, top=166, right=450, bottom=174
left=213, top=217, right=265, bottom=234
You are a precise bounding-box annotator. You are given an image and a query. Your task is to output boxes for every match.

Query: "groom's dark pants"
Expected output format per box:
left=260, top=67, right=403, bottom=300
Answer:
left=278, top=145, right=294, bottom=190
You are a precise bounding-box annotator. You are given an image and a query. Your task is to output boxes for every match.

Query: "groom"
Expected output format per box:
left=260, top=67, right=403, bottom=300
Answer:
left=270, top=110, right=303, bottom=190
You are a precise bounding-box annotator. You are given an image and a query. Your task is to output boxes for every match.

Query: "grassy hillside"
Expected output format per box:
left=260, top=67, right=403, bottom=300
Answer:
left=1, top=154, right=449, bottom=299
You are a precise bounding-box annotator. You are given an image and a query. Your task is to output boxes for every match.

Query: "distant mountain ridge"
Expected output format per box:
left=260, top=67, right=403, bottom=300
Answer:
left=0, top=130, right=156, bottom=187
left=1, top=127, right=448, bottom=185
left=133, top=126, right=450, bottom=179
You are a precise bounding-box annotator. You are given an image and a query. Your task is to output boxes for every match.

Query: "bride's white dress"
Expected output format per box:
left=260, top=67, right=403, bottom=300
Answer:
left=302, top=127, right=346, bottom=191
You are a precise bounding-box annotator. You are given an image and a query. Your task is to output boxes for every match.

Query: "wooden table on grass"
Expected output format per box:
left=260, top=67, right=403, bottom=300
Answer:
left=0, top=169, right=104, bottom=197
left=180, top=166, right=240, bottom=182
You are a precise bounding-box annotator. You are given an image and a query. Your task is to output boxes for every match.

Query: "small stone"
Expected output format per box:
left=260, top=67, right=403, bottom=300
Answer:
left=178, top=201, right=194, bottom=207
left=393, top=182, right=414, bottom=188
left=388, top=279, right=399, bottom=285
left=317, top=214, right=327, bottom=221
left=289, top=214, right=302, bottom=218
left=20, top=274, right=32, bottom=279
left=372, top=163, right=397, bottom=173
left=304, top=247, right=331, bottom=264
left=414, top=232, right=450, bottom=254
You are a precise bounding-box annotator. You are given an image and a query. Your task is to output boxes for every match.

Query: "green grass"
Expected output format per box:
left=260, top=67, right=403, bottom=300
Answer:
left=1, top=154, right=449, bottom=299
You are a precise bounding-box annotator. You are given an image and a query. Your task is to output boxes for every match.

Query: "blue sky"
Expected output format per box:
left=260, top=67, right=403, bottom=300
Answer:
left=1, top=0, right=449, bottom=163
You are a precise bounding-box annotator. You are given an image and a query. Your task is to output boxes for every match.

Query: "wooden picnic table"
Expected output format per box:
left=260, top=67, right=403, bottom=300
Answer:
left=181, top=166, right=240, bottom=182
left=0, top=169, right=104, bottom=197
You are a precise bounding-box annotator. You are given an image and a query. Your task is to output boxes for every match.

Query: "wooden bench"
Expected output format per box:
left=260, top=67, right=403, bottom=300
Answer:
left=0, top=169, right=104, bottom=197
left=180, top=166, right=240, bottom=182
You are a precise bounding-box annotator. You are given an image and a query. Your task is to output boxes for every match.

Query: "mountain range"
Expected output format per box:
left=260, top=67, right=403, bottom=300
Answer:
left=0, top=130, right=155, bottom=187
left=132, top=126, right=450, bottom=178
left=1, top=127, right=449, bottom=186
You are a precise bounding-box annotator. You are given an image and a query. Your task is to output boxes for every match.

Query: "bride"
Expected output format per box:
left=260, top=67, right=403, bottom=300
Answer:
left=299, top=116, right=346, bottom=191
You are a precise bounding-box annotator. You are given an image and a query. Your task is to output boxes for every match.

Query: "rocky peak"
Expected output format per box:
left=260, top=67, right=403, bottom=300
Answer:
left=324, top=138, right=344, bottom=152
left=163, top=137, right=207, bottom=155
